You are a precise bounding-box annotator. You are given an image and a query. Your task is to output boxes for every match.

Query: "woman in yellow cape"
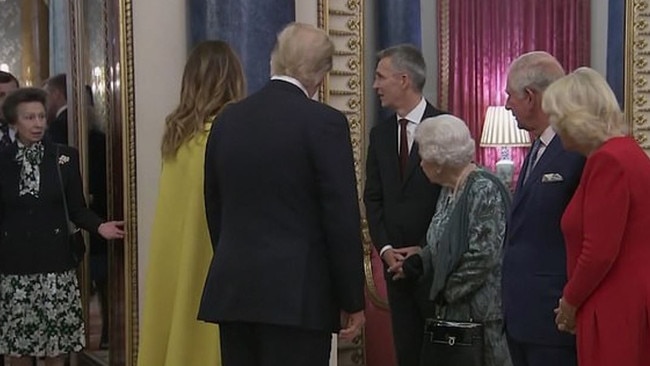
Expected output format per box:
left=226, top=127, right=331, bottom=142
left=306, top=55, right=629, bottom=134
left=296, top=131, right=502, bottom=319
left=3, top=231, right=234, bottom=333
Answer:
left=137, top=40, right=245, bottom=366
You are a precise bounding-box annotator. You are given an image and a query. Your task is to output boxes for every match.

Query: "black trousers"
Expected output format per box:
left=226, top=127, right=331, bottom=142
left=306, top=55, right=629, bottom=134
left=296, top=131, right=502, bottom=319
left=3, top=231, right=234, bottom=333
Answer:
left=507, top=334, right=577, bottom=366
left=219, top=322, right=332, bottom=366
left=386, top=276, right=435, bottom=366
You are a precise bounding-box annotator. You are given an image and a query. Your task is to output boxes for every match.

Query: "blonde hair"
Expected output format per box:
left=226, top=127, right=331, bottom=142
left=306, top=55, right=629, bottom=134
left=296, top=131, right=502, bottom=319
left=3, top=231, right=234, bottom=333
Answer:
left=508, top=51, right=565, bottom=96
left=542, top=67, right=626, bottom=151
left=270, top=22, right=334, bottom=90
left=161, top=40, right=245, bottom=158
left=415, top=115, right=475, bottom=168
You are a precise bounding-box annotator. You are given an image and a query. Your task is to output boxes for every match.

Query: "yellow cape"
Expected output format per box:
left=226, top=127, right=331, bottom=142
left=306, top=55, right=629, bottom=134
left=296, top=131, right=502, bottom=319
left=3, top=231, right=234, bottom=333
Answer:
left=138, top=123, right=220, bottom=366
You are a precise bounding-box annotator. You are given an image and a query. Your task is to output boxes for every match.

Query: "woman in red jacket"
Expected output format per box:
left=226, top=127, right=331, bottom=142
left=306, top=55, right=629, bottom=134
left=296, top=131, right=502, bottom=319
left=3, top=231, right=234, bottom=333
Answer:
left=542, top=67, right=650, bottom=366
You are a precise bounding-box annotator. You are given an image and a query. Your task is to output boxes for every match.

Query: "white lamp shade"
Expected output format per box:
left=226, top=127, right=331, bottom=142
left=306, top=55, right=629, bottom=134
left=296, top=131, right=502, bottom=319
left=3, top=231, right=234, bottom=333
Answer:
left=480, top=106, right=531, bottom=147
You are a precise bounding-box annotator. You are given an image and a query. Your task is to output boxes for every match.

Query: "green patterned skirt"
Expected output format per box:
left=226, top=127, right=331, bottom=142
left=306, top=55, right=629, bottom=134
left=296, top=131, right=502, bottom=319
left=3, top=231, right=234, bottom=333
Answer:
left=0, top=269, right=85, bottom=357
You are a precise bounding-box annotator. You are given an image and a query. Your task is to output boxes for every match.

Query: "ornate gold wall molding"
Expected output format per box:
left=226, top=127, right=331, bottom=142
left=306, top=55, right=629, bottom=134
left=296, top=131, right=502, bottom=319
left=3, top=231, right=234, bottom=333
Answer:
left=627, top=0, right=650, bottom=152
left=318, top=1, right=366, bottom=365
left=438, top=0, right=450, bottom=110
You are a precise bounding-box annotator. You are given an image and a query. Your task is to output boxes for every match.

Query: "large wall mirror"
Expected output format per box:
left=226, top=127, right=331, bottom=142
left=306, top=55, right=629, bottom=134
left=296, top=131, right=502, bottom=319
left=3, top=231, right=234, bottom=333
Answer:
left=72, top=0, right=137, bottom=364
left=0, top=0, right=136, bottom=365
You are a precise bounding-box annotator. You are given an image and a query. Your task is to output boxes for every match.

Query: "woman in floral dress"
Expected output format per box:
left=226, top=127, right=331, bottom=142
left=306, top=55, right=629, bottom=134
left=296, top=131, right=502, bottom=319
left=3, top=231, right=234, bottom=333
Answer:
left=0, top=88, right=123, bottom=366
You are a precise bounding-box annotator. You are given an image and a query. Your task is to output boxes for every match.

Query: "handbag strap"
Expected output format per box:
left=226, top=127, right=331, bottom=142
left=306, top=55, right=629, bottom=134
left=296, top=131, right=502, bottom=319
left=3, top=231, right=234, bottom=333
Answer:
left=54, top=145, right=74, bottom=235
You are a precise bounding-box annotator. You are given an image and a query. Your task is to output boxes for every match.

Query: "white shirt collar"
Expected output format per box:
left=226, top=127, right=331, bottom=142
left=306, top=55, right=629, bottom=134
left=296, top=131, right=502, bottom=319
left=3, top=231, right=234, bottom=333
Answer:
left=397, top=97, right=427, bottom=125
left=539, top=125, right=556, bottom=146
left=56, top=105, right=68, bottom=118
left=270, top=75, right=309, bottom=97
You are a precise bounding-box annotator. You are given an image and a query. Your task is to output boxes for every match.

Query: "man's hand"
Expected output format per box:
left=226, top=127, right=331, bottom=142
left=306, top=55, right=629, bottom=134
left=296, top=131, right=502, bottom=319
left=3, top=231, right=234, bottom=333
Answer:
left=393, top=246, right=421, bottom=259
left=339, top=310, right=365, bottom=341
left=384, top=246, right=421, bottom=280
left=381, top=248, right=404, bottom=268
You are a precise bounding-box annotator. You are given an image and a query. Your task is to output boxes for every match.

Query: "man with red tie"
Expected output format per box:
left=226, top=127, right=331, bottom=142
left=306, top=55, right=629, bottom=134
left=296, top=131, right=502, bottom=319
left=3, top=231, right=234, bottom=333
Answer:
left=364, top=44, right=444, bottom=366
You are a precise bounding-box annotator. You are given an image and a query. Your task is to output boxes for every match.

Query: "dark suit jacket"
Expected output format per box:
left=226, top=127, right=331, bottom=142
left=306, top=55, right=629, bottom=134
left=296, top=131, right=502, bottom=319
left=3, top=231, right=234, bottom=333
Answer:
left=0, top=141, right=103, bottom=274
left=48, top=109, right=69, bottom=145
left=502, top=135, right=584, bottom=345
left=363, top=102, right=444, bottom=257
left=198, top=80, right=365, bottom=333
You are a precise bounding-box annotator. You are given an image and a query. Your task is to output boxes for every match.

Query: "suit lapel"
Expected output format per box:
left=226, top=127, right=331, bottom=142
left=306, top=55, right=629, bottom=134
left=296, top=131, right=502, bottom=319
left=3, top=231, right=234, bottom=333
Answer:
left=39, top=143, right=60, bottom=198
left=511, top=136, right=562, bottom=214
left=384, top=120, right=401, bottom=183
left=1, top=144, right=21, bottom=197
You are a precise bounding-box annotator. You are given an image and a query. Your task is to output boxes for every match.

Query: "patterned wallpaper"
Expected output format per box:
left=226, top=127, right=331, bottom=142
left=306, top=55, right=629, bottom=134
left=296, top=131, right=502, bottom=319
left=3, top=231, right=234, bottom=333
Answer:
left=0, top=0, right=23, bottom=81
left=85, top=0, right=108, bottom=131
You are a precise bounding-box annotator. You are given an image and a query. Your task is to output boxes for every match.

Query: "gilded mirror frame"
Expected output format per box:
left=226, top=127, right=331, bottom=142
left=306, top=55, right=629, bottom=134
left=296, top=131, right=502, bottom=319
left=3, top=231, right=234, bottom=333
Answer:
left=317, top=0, right=367, bottom=365
left=67, top=0, right=137, bottom=364
left=318, top=0, right=387, bottom=311
left=626, top=0, right=650, bottom=153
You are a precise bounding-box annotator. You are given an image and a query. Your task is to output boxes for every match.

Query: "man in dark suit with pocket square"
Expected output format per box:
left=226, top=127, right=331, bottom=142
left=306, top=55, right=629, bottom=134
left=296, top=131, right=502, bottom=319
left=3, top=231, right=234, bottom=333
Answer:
left=502, top=51, right=585, bottom=366
left=363, top=44, right=444, bottom=366
left=199, top=23, right=365, bottom=366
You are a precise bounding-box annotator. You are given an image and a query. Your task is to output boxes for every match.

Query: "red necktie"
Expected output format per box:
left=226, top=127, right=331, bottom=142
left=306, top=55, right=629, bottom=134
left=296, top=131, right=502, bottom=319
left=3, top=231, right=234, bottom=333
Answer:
left=399, top=118, right=409, bottom=179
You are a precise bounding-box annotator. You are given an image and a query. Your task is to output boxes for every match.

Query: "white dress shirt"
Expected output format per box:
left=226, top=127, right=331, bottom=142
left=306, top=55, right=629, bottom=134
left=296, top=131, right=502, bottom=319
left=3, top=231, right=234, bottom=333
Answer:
left=396, top=97, right=427, bottom=153
left=270, top=75, right=309, bottom=97
left=380, top=97, right=428, bottom=257
left=534, top=125, right=557, bottom=163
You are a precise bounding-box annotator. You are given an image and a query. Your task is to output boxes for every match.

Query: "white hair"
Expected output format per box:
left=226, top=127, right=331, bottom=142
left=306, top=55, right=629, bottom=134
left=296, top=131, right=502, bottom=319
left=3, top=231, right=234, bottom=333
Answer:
left=415, top=115, right=475, bottom=168
left=508, top=51, right=565, bottom=96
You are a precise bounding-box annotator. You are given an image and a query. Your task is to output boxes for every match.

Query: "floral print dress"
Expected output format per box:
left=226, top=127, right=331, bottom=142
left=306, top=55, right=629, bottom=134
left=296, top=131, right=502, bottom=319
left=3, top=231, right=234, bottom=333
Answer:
left=0, top=141, right=85, bottom=357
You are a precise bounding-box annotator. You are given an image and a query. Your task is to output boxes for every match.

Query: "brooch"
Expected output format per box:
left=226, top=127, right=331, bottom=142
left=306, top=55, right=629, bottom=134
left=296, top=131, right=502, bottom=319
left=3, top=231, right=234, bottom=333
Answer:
left=58, top=155, right=70, bottom=165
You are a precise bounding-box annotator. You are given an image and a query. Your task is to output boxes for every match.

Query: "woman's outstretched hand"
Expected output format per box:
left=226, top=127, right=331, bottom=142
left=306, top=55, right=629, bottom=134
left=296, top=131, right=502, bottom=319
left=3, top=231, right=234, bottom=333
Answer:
left=98, top=221, right=125, bottom=240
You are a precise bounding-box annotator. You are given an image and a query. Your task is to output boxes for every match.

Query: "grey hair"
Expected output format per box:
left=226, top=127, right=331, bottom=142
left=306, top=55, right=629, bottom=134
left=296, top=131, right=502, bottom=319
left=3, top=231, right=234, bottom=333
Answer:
left=377, top=44, right=426, bottom=92
left=508, top=51, right=565, bottom=96
left=270, top=23, right=334, bottom=90
left=415, top=115, right=475, bottom=168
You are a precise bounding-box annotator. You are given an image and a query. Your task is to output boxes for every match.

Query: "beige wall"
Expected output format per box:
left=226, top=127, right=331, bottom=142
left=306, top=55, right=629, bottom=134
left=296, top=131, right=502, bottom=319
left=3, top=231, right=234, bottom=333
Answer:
left=133, top=0, right=187, bottom=314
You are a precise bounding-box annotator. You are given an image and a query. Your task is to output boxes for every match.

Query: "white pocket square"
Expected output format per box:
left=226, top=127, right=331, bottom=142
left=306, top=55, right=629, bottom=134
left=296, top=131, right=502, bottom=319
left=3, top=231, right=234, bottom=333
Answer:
left=541, top=173, right=564, bottom=183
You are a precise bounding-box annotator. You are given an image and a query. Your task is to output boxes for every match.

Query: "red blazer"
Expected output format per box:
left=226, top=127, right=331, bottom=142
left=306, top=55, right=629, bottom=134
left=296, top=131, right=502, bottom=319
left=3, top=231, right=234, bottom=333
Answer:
left=561, top=136, right=650, bottom=366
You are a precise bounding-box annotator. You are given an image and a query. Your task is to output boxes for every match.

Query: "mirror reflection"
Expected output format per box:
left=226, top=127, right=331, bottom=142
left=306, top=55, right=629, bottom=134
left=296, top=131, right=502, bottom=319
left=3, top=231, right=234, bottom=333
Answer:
left=0, top=0, right=117, bottom=365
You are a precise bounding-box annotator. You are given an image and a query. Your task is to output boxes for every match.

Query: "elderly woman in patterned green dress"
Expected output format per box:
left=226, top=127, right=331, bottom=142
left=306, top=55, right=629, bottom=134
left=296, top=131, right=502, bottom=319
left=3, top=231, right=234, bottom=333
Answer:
left=395, top=114, right=513, bottom=366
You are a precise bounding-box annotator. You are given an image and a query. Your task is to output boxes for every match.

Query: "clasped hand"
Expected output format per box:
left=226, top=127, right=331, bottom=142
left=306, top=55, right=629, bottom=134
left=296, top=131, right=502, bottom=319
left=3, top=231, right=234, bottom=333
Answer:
left=383, top=246, right=421, bottom=280
left=553, top=297, right=577, bottom=334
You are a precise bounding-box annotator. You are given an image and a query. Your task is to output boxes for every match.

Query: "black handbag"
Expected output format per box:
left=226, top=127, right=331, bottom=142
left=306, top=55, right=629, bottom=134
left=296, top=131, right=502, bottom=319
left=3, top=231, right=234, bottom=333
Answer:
left=420, top=318, right=484, bottom=366
left=55, top=146, right=86, bottom=265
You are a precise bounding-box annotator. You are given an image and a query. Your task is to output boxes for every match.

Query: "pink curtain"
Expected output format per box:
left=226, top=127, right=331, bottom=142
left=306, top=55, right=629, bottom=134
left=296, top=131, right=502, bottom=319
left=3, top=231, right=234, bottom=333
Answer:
left=438, top=0, right=590, bottom=181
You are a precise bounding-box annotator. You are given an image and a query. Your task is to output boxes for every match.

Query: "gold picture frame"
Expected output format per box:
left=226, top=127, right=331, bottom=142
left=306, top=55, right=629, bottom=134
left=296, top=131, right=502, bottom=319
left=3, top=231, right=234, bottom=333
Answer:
left=318, top=0, right=368, bottom=365
left=626, top=0, right=650, bottom=153
left=68, top=0, right=137, bottom=364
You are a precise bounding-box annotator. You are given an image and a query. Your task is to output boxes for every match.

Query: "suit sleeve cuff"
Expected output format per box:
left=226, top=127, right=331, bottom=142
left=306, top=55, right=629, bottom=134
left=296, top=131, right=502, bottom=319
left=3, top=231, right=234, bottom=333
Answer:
left=379, top=245, right=393, bottom=257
